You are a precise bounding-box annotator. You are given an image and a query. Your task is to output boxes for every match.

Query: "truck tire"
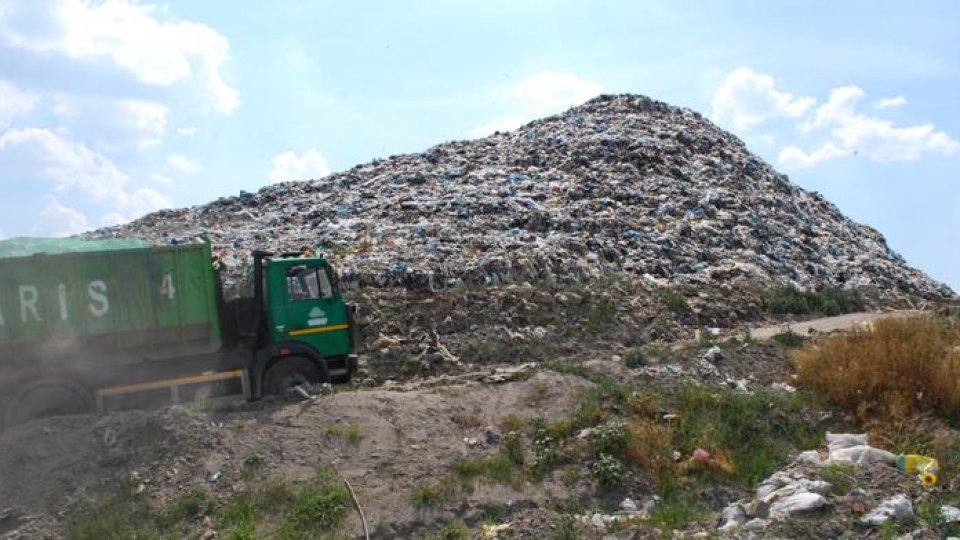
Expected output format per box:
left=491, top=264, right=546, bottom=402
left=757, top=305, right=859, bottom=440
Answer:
left=4, top=379, right=93, bottom=429
left=263, top=357, right=323, bottom=396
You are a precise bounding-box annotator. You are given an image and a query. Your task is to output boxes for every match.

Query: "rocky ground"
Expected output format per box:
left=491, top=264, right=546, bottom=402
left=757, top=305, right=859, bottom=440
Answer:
left=2, top=313, right=959, bottom=539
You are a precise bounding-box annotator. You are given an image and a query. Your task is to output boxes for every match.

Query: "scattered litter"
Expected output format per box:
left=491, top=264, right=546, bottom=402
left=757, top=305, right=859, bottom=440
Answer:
left=895, top=453, right=940, bottom=487
left=692, top=448, right=711, bottom=463
left=480, top=522, right=513, bottom=539
left=718, top=503, right=746, bottom=531
left=581, top=496, right=656, bottom=531
left=795, top=450, right=822, bottom=466
left=941, top=505, right=960, bottom=523
left=861, top=494, right=913, bottom=525
left=769, top=491, right=829, bottom=519
left=770, top=382, right=797, bottom=393
left=826, top=432, right=895, bottom=465
left=703, top=346, right=724, bottom=362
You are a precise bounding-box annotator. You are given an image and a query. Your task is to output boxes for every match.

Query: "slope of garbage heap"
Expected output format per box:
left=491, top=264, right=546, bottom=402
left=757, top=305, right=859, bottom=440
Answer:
left=91, top=94, right=952, bottom=301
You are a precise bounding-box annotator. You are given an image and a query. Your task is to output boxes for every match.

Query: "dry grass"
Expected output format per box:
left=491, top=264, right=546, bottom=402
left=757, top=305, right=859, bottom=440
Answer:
left=794, top=316, right=960, bottom=421
left=624, top=419, right=677, bottom=489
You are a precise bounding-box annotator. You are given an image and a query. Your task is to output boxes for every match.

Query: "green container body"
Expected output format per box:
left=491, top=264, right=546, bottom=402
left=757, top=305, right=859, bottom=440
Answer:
left=0, top=240, right=221, bottom=361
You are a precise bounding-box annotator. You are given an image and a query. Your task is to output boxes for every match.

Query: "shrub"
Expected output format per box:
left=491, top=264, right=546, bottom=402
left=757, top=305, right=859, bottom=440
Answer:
left=623, top=348, right=647, bottom=368
left=766, top=284, right=811, bottom=315
left=794, top=316, right=960, bottom=421
left=581, top=296, right=619, bottom=328
left=67, top=500, right=159, bottom=540
left=155, top=485, right=213, bottom=527
left=659, top=288, right=692, bottom=316
left=323, top=423, right=365, bottom=444
left=502, top=428, right=525, bottom=466
left=771, top=330, right=805, bottom=348
left=820, top=462, right=855, bottom=495
left=766, top=284, right=864, bottom=316
left=815, top=286, right=865, bottom=315
left=592, top=453, right=625, bottom=488
left=624, top=419, right=677, bottom=492
left=551, top=514, right=579, bottom=540
left=436, top=519, right=471, bottom=540
left=410, top=483, right=443, bottom=508
left=530, top=423, right=563, bottom=478
left=278, top=468, right=350, bottom=538
left=452, top=455, right=523, bottom=490
left=648, top=495, right=705, bottom=530
left=590, top=421, right=629, bottom=457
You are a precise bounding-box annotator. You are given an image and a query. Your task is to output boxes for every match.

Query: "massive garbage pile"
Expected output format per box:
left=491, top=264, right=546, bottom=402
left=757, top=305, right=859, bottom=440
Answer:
left=91, top=94, right=952, bottom=304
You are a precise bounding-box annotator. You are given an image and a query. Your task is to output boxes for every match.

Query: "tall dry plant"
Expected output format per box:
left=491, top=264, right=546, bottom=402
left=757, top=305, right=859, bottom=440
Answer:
left=794, top=316, right=960, bottom=421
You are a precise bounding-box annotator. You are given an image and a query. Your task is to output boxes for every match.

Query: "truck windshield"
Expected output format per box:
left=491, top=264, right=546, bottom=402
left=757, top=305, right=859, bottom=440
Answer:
left=287, top=265, right=333, bottom=300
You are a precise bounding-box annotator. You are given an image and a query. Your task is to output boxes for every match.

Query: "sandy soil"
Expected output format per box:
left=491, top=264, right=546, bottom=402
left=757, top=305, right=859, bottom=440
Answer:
left=0, top=370, right=594, bottom=538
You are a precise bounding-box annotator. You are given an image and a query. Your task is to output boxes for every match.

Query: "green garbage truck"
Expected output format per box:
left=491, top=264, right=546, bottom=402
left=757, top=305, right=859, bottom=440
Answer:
left=0, top=237, right=358, bottom=430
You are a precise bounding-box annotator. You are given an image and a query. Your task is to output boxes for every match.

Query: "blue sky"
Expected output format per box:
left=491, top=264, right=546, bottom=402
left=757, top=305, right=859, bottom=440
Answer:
left=0, top=0, right=957, bottom=290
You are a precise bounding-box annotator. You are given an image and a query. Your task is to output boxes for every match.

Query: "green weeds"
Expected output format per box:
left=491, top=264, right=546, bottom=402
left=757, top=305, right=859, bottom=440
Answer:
left=771, top=329, right=806, bottom=348
left=765, top=284, right=864, bottom=316
left=659, top=288, right=692, bottom=317
left=323, top=423, right=365, bottom=444
left=67, top=468, right=349, bottom=540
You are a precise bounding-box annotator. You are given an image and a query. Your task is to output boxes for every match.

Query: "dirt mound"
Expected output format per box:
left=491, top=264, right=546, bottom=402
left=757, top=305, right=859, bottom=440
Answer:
left=0, top=371, right=594, bottom=538
left=0, top=407, right=222, bottom=511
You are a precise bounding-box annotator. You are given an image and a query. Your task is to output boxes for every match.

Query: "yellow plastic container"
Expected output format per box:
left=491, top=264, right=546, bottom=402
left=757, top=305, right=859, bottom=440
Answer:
left=895, top=454, right=939, bottom=487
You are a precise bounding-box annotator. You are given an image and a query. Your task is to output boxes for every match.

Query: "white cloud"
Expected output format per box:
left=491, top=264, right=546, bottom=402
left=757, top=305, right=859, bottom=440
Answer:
left=0, top=128, right=171, bottom=222
left=167, top=153, right=199, bottom=173
left=0, top=78, right=36, bottom=128
left=469, top=72, right=603, bottom=138
left=96, top=189, right=174, bottom=228
left=779, top=85, right=958, bottom=167
left=874, top=96, right=907, bottom=108
left=511, top=72, right=604, bottom=114
left=150, top=173, right=174, bottom=185
left=267, top=149, right=332, bottom=183
left=177, top=126, right=197, bottom=137
left=777, top=142, right=849, bottom=168
left=0, top=0, right=238, bottom=114
left=467, top=114, right=530, bottom=139
left=0, top=127, right=130, bottom=201
left=52, top=95, right=168, bottom=147
left=120, top=100, right=168, bottom=146
left=41, top=198, right=91, bottom=237
left=125, top=186, right=171, bottom=216
left=710, top=67, right=815, bottom=130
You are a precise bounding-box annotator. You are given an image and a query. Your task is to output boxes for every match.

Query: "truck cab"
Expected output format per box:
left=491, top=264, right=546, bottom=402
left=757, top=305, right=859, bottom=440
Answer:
left=239, top=250, right=358, bottom=398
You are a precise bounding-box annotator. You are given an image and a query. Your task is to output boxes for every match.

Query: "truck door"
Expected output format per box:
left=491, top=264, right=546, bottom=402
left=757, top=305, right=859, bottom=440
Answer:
left=282, top=264, right=350, bottom=355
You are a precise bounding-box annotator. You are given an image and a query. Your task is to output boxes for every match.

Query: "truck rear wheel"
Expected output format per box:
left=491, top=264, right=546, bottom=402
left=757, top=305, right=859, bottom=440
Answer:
left=4, top=379, right=93, bottom=429
left=263, top=357, right=323, bottom=396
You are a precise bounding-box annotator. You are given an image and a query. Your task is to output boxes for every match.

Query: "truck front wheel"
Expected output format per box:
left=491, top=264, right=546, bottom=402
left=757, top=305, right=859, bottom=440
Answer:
left=263, top=357, right=323, bottom=396
left=4, top=379, right=93, bottom=429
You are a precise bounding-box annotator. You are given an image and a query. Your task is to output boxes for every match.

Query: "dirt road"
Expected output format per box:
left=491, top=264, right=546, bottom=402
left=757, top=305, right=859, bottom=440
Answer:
left=749, top=310, right=923, bottom=340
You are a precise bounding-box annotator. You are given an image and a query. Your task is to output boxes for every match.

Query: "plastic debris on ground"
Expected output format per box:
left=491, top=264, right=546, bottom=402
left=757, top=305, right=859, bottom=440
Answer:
left=860, top=494, right=914, bottom=525
left=825, top=432, right=896, bottom=465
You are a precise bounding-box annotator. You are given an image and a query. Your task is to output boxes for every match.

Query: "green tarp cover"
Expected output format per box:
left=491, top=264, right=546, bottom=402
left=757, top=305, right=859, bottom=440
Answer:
left=0, top=237, right=151, bottom=259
